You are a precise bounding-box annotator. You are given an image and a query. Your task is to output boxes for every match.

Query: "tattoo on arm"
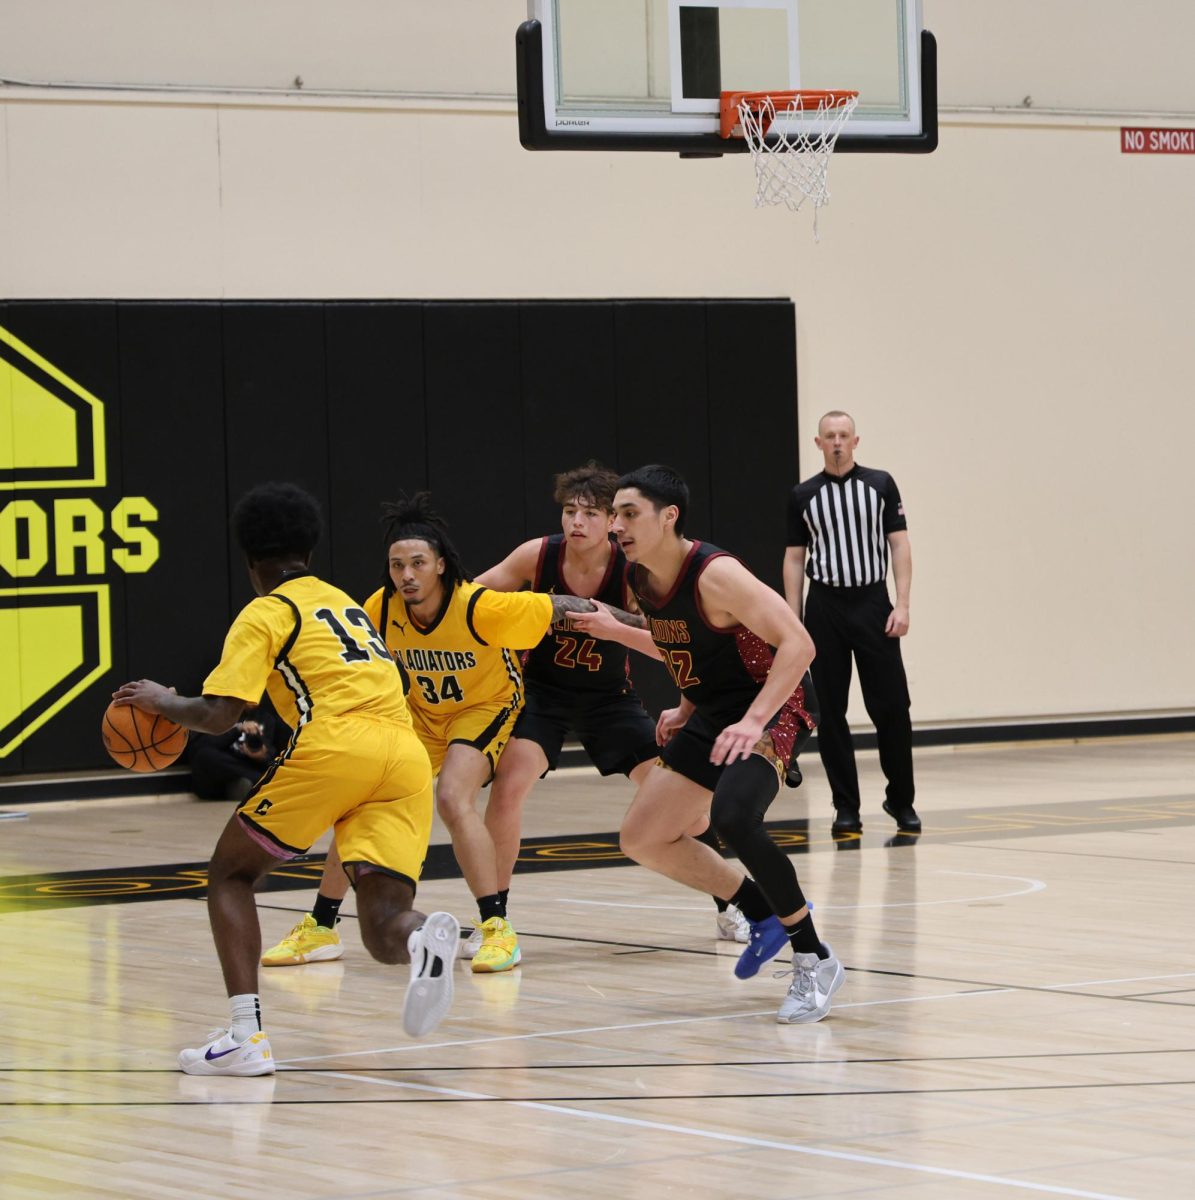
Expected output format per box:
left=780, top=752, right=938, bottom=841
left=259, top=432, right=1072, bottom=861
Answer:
left=548, top=595, right=648, bottom=630
left=605, top=604, right=648, bottom=630
left=550, top=595, right=598, bottom=625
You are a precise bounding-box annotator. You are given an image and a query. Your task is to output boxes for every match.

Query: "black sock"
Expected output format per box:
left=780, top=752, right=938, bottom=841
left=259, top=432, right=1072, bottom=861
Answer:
left=478, top=892, right=504, bottom=923
left=312, top=893, right=342, bottom=929
left=729, top=877, right=773, bottom=924
left=713, top=895, right=730, bottom=913
left=783, top=912, right=829, bottom=960
left=498, top=888, right=509, bottom=916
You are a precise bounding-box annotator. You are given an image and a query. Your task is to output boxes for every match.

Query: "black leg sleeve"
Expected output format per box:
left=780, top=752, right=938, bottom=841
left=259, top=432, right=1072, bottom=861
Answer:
left=710, top=755, right=808, bottom=918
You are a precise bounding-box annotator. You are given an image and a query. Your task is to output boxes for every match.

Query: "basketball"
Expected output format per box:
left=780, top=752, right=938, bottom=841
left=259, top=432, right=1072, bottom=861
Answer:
left=102, top=703, right=188, bottom=772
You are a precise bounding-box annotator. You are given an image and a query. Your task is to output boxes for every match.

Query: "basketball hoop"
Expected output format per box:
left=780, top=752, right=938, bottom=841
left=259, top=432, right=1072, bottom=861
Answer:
left=720, top=90, right=859, bottom=236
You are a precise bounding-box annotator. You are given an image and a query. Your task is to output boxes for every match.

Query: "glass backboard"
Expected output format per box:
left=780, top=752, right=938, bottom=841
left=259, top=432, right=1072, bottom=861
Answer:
left=517, top=0, right=936, bottom=155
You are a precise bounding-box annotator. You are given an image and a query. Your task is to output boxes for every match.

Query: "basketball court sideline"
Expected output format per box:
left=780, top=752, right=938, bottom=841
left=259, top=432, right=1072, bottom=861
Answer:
left=2, top=735, right=1193, bottom=1198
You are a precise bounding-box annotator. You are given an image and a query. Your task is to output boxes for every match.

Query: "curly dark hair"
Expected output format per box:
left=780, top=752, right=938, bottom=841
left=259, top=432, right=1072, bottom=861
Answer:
left=552, top=461, right=619, bottom=512
left=379, top=492, right=470, bottom=595
left=616, top=464, right=689, bottom=535
left=232, top=482, right=322, bottom=563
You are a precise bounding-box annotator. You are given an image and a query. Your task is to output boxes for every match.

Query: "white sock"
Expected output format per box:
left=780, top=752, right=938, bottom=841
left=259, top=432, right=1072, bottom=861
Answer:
left=229, top=993, right=262, bottom=1041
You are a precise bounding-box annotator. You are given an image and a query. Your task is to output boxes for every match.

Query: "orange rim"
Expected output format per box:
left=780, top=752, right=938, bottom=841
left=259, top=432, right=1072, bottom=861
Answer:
left=719, top=89, right=859, bottom=138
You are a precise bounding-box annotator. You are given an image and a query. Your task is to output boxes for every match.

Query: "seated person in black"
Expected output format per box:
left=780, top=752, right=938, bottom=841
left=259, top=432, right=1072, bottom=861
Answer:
left=188, top=700, right=281, bottom=802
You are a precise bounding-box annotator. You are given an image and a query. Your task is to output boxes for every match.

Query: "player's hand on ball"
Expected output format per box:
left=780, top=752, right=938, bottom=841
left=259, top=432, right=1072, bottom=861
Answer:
left=112, top=680, right=176, bottom=714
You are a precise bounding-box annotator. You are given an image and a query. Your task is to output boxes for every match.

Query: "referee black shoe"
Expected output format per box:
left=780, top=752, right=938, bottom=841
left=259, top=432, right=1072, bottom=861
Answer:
left=882, top=799, right=922, bottom=834
left=831, top=808, right=862, bottom=837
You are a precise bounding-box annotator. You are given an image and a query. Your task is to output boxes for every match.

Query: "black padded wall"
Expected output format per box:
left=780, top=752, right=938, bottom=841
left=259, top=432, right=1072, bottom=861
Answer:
left=0, top=299, right=797, bottom=775
left=116, top=303, right=228, bottom=688
left=706, top=300, right=798, bottom=589
left=518, top=302, right=620, bottom=534
left=324, top=302, right=426, bottom=602
left=423, top=303, right=526, bottom=577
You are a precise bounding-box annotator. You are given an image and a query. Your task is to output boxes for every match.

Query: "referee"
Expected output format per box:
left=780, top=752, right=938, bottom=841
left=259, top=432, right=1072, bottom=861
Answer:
left=782, top=410, right=919, bottom=837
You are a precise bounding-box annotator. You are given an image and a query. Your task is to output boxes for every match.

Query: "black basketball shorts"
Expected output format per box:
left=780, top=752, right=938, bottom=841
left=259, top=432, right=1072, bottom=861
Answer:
left=512, top=683, right=659, bottom=777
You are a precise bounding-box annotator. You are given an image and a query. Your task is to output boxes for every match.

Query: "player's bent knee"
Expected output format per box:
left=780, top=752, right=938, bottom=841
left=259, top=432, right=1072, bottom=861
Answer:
left=435, top=791, right=475, bottom=827
left=710, top=756, right=780, bottom=844
left=684, top=812, right=710, bottom=838
left=619, top=830, right=646, bottom=864
left=620, top=823, right=669, bottom=868
left=356, top=870, right=416, bottom=964
left=360, top=922, right=407, bottom=966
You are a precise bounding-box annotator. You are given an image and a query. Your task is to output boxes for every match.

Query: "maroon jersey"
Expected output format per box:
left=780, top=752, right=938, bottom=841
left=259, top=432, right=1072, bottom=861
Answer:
left=630, top=540, right=813, bottom=734
left=523, top=534, right=634, bottom=695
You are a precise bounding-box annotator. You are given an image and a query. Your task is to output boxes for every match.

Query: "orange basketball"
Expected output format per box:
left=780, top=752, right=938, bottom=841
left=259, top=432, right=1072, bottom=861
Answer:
left=102, top=702, right=188, bottom=772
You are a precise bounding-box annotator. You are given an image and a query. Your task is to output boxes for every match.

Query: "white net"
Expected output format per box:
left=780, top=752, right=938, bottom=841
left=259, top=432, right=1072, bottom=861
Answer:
left=737, top=92, right=859, bottom=234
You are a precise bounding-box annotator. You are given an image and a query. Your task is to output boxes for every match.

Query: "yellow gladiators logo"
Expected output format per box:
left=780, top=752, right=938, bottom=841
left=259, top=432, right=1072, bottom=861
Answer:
left=0, top=326, right=159, bottom=757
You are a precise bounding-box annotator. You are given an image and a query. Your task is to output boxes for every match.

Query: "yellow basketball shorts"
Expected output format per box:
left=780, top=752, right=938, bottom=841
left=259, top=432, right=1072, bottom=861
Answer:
left=411, top=696, right=522, bottom=778
left=238, top=713, right=434, bottom=887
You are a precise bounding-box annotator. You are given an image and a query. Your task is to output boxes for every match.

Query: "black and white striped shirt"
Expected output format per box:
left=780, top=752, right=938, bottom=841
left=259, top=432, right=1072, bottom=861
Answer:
left=786, top=465, right=907, bottom=587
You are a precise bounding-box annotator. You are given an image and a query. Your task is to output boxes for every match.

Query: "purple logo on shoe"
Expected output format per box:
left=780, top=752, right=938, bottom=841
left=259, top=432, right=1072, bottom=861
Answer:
left=204, top=1043, right=241, bottom=1061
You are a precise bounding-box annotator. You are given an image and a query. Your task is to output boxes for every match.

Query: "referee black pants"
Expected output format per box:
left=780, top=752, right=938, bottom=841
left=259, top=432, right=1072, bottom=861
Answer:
left=804, top=580, right=914, bottom=814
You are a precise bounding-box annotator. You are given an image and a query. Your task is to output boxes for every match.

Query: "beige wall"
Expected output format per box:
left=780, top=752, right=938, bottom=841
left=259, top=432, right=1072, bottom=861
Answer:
left=2, top=2, right=1193, bottom=727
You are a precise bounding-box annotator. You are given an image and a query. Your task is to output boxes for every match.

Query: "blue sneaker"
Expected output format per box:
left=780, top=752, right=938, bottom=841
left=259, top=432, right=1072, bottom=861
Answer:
left=734, top=914, right=789, bottom=979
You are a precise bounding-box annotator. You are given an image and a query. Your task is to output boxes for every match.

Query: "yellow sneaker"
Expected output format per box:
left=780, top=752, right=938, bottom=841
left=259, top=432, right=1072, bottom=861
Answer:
left=261, top=913, right=343, bottom=967
left=470, top=916, right=521, bottom=974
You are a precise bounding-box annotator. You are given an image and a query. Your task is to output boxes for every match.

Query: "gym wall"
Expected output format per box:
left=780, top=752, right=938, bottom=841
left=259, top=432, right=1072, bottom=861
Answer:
left=3, top=2, right=1194, bottom=732
left=0, top=298, right=797, bottom=776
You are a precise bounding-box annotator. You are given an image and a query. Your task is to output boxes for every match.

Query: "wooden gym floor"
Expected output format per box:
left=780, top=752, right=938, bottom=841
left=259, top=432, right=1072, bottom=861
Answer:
left=1, top=734, right=1193, bottom=1199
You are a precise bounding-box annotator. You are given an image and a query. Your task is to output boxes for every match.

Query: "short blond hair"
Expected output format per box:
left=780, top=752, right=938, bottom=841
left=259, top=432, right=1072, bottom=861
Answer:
left=818, top=410, right=856, bottom=434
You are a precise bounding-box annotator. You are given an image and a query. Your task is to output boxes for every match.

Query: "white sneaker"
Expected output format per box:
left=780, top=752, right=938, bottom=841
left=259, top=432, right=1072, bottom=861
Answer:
left=459, top=922, right=484, bottom=959
left=178, top=1029, right=275, bottom=1076
left=776, top=945, right=845, bottom=1024
left=403, top=911, right=459, bottom=1038
left=715, top=904, right=751, bottom=944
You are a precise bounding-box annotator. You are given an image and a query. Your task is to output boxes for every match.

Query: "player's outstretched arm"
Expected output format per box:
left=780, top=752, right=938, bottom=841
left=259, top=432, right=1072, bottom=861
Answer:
left=547, top=593, right=598, bottom=627
left=475, top=539, right=542, bottom=592
left=111, top=680, right=245, bottom=734
left=567, top=600, right=662, bottom=661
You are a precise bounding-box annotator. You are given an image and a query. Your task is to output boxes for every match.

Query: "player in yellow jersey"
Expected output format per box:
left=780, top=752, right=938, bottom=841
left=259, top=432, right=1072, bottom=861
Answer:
left=369, top=493, right=552, bottom=973
left=112, top=483, right=459, bottom=1075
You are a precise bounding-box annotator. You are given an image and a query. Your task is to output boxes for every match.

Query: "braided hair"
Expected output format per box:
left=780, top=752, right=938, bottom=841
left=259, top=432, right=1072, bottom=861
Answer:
left=378, top=492, right=471, bottom=597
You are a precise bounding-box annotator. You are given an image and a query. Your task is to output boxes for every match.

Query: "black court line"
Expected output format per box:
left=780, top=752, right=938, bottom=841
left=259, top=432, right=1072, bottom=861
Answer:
left=4, top=1079, right=1195, bottom=1107
left=1126, top=989, right=1195, bottom=999
left=6, top=1046, right=1192, bottom=1075
left=4, top=791, right=1193, bottom=912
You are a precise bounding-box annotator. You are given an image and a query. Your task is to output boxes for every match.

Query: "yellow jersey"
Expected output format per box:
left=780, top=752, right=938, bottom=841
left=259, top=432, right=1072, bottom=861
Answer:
left=205, top=573, right=412, bottom=731
left=363, top=581, right=552, bottom=716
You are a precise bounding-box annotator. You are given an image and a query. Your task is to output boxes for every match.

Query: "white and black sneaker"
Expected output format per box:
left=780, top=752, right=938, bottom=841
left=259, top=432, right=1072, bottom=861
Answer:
left=715, top=904, right=751, bottom=944
left=403, top=912, right=460, bottom=1037
left=776, top=945, right=845, bottom=1024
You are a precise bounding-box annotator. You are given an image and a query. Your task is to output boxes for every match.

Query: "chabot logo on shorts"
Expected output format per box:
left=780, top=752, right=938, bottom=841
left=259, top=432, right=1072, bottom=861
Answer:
left=0, top=325, right=160, bottom=757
